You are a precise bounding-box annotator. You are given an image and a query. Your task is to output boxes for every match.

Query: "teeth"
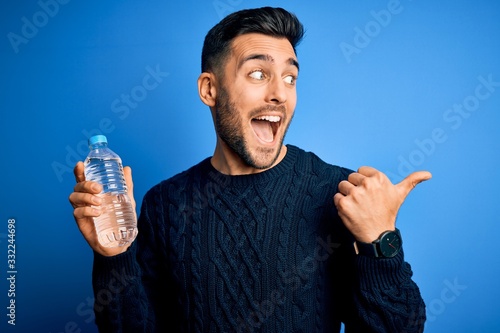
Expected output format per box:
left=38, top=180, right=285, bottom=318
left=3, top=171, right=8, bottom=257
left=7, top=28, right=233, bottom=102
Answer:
left=255, top=115, right=281, bottom=122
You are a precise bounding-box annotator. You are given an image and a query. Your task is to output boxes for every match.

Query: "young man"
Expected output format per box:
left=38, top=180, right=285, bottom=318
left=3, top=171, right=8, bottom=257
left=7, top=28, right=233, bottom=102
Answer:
left=70, top=7, right=430, bottom=332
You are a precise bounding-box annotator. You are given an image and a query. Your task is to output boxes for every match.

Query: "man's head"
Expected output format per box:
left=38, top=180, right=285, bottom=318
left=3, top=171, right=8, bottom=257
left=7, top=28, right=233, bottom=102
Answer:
left=201, top=7, right=304, bottom=77
left=198, top=7, right=305, bottom=174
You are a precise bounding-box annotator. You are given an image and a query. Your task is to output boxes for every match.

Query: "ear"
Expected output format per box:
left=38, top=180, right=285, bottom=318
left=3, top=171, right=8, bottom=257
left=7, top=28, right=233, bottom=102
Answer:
left=198, top=72, right=217, bottom=107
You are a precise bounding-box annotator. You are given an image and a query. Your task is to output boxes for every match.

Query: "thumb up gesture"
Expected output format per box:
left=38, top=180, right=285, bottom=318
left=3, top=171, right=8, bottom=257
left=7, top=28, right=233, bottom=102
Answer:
left=333, top=166, right=431, bottom=243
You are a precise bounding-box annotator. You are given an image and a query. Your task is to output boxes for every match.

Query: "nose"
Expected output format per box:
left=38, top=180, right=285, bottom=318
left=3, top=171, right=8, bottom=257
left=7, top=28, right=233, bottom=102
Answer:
left=266, top=76, right=287, bottom=104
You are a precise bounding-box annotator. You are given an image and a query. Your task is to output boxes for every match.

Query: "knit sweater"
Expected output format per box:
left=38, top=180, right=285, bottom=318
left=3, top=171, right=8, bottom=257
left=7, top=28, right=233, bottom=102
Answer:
left=92, top=145, right=426, bottom=333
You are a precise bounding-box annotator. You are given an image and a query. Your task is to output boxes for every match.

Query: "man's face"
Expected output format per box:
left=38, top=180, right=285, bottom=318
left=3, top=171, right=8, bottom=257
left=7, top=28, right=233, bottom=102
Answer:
left=214, top=33, right=299, bottom=170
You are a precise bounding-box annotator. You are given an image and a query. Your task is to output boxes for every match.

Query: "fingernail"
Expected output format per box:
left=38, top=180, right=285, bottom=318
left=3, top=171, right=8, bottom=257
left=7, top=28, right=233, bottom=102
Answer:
left=92, top=207, right=101, bottom=215
left=92, top=196, right=102, bottom=205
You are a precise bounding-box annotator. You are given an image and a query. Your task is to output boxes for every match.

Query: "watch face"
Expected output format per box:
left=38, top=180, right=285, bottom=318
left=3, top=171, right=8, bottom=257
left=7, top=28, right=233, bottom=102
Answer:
left=378, top=231, right=401, bottom=258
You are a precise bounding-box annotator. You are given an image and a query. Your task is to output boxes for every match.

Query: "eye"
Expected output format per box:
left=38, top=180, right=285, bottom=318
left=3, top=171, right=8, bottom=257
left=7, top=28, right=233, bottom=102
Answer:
left=283, top=75, right=297, bottom=85
left=249, top=70, right=266, bottom=80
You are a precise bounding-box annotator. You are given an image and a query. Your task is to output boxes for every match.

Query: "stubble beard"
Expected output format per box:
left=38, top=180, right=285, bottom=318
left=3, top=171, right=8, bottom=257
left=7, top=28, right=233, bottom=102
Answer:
left=215, top=86, right=291, bottom=170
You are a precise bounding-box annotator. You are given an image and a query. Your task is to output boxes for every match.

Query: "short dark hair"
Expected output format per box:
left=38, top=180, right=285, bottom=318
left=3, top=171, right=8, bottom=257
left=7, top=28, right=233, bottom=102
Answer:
left=201, top=7, right=305, bottom=74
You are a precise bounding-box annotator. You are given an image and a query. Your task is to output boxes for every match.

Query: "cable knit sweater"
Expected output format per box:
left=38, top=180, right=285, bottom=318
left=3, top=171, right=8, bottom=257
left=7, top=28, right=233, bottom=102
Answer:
left=92, top=145, right=426, bottom=333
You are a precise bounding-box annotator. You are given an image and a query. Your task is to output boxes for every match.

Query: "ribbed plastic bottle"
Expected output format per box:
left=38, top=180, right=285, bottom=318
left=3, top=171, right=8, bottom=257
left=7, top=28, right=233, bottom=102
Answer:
left=84, top=135, right=138, bottom=248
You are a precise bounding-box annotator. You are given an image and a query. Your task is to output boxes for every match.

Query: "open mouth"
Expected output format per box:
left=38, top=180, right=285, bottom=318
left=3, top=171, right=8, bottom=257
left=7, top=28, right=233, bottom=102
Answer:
left=251, top=115, right=281, bottom=143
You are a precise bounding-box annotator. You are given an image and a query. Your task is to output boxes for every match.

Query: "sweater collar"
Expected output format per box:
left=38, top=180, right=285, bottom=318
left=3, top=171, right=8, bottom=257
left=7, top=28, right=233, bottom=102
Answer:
left=203, top=144, right=299, bottom=187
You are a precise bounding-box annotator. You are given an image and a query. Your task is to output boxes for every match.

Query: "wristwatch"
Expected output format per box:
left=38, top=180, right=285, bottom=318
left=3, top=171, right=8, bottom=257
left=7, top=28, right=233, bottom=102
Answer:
left=354, top=228, right=402, bottom=258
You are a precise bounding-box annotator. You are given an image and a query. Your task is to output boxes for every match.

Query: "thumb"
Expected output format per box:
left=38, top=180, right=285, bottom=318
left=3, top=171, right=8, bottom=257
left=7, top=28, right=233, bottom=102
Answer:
left=396, top=170, right=432, bottom=198
left=73, top=161, right=85, bottom=183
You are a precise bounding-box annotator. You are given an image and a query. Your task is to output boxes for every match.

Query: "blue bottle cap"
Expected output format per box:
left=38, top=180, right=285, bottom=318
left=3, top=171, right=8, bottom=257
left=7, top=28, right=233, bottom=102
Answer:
left=89, top=135, right=108, bottom=146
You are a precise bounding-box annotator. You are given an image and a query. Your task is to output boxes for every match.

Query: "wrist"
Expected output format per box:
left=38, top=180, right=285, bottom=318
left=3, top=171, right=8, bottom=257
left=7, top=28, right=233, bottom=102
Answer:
left=354, top=228, right=402, bottom=258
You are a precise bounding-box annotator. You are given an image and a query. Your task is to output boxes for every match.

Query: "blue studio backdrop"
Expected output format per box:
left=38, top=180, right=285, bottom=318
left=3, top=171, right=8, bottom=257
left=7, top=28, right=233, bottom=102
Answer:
left=2, top=1, right=500, bottom=332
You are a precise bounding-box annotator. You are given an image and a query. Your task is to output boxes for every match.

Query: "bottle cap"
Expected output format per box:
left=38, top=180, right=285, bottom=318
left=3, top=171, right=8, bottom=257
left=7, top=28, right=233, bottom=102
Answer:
left=89, top=135, right=108, bottom=146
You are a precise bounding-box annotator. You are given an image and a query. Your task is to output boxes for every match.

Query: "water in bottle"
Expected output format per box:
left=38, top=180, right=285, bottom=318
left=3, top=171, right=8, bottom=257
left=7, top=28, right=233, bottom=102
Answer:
left=84, top=135, right=138, bottom=247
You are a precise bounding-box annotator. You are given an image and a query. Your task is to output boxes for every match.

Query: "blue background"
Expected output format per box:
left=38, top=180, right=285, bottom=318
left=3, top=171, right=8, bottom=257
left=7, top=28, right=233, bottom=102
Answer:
left=2, top=1, right=499, bottom=332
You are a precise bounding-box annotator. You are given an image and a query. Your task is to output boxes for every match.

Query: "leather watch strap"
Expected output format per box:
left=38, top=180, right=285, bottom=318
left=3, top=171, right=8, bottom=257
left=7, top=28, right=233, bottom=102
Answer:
left=353, top=240, right=379, bottom=258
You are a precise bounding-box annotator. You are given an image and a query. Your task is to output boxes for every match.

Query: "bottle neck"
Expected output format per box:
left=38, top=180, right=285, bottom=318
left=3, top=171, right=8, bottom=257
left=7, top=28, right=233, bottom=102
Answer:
left=90, top=142, right=108, bottom=150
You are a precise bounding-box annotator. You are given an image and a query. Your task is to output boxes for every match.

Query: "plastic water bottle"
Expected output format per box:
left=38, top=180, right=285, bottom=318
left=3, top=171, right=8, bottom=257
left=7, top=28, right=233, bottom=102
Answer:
left=84, top=135, right=138, bottom=248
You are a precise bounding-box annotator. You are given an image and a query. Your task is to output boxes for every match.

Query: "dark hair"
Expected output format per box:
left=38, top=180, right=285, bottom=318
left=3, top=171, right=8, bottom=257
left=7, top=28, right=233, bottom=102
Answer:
left=201, top=7, right=305, bottom=74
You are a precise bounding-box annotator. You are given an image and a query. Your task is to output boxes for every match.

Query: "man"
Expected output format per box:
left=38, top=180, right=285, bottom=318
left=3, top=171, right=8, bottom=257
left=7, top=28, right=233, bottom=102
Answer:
left=69, top=7, right=430, bottom=332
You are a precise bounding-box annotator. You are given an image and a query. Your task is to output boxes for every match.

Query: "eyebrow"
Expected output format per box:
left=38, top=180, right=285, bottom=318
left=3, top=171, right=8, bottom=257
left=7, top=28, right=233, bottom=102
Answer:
left=239, top=54, right=300, bottom=71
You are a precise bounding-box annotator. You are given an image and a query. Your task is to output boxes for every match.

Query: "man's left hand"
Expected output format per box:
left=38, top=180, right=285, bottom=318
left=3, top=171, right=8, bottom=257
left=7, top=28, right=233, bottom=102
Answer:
left=333, top=166, right=431, bottom=243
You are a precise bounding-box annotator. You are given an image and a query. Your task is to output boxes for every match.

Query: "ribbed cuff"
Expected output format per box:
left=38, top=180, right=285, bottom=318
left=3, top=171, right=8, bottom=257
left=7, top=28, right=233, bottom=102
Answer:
left=92, top=243, right=140, bottom=284
left=355, top=249, right=412, bottom=290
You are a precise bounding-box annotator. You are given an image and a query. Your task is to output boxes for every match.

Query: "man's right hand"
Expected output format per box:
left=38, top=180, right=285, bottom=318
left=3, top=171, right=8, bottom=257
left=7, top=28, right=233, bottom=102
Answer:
left=68, top=161, right=136, bottom=257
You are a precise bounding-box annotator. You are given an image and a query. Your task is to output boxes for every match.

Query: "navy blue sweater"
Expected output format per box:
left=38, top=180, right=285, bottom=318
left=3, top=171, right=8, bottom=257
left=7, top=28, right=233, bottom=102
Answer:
left=92, top=145, right=426, bottom=332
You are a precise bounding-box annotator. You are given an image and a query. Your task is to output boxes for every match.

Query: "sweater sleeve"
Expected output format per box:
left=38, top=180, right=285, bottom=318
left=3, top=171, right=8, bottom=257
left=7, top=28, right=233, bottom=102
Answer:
left=323, top=162, right=426, bottom=332
left=91, top=187, right=173, bottom=333
left=92, top=244, right=151, bottom=333
left=345, top=248, right=426, bottom=333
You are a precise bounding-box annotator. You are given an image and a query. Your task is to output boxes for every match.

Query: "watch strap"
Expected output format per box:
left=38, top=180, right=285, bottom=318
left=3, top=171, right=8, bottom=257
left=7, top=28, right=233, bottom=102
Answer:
left=354, top=228, right=401, bottom=258
left=353, top=239, right=380, bottom=258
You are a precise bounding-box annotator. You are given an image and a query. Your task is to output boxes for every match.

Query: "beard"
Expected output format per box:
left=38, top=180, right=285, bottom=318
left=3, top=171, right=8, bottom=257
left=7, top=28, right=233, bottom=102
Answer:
left=215, top=86, right=292, bottom=169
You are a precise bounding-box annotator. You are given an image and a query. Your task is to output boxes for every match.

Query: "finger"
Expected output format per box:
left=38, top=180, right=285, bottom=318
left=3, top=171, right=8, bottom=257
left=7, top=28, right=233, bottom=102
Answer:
left=69, top=181, right=102, bottom=211
left=333, top=192, right=341, bottom=205
left=357, top=166, right=379, bottom=177
left=123, top=166, right=134, bottom=197
left=396, top=170, right=432, bottom=198
left=73, top=180, right=102, bottom=194
left=347, top=172, right=365, bottom=186
left=337, top=179, right=355, bottom=195
left=73, top=205, right=101, bottom=221
left=69, top=191, right=102, bottom=209
left=74, top=161, right=85, bottom=183
left=124, top=166, right=133, bottom=193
